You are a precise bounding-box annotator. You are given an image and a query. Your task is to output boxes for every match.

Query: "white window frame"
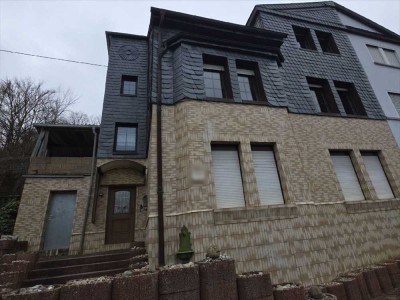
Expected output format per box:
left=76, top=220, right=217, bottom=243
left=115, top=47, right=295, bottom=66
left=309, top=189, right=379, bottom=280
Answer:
left=367, top=44, right=400, bottom=67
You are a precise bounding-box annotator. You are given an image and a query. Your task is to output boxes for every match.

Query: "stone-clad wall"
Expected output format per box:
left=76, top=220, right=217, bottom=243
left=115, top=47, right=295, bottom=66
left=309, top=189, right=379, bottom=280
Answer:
left=146, top=100, right=400, bottom=285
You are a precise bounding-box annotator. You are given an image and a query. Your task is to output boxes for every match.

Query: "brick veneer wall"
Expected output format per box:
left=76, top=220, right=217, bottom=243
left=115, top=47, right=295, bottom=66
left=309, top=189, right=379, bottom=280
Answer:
left=13, top=158, right=149, bottom=255
left=146, top=100, right=400, bottom=285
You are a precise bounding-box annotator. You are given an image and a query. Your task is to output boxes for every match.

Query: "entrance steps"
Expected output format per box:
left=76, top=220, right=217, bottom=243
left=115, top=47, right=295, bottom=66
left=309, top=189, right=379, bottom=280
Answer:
left=22, top=247, right=147, bottom=287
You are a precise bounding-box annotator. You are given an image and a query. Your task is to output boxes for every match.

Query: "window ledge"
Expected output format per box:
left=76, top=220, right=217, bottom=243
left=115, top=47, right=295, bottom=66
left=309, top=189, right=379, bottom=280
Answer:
left=374, top=62, right=400, bottom=70
left=213, top=204, right=298, bottom=225
left=298, top=47, right=318, bottom=53
left=322, top=51, right=341, bottom=56
left=345, top=198, right=400, bottom=214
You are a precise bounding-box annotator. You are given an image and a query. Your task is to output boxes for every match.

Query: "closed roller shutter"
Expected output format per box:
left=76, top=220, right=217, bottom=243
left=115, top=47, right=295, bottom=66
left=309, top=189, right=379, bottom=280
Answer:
left=331, top=152, right=364, bottom=201
left=252, top=146, right=284, bottom=205
left=362, top=153, right=394, bottom=199
left=211, top=145, right=245, bottom=208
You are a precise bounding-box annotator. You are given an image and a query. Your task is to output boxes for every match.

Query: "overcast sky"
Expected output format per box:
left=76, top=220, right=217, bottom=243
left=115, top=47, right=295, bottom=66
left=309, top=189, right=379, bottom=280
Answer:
left=1, top=0, right=399, bottom=117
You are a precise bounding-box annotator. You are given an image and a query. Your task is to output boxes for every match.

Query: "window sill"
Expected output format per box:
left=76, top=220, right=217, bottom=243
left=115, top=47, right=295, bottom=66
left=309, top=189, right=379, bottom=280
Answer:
left=213, top=204, right=298, bottom=225
left=374, top=62, right=400, bottom=70
left=322, top=51, right=341, bottom=56
left=120, top=94, right=137, bottom=97
left=298, top=47, right=318, bottom=53
left=345, top=198, right=400, bottom=214
left=112, top=151, right=137, bottom=155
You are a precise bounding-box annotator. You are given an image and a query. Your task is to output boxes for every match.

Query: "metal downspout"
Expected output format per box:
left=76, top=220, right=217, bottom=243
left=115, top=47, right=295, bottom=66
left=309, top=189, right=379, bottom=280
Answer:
left=157, top=11, right=166, bottom=266
left=78, top=126, right=98, bottom=255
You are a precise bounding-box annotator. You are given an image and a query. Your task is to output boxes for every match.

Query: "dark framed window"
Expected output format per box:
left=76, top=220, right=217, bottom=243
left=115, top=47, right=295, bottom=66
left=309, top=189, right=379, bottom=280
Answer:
left=307, top=77, right=339, bottom=114
left=203, top=54, right=232, bottom=99
left=121, top=75, right=137, bottom=96
left=293, top=26, right=316, bottom=50
left=315, top=31, right=339, bottom=54
left=114, top=124, right=137, bottom=153
left=236, top=60, right=266, bottom=102
left=334, top=81, right=366, bottom=116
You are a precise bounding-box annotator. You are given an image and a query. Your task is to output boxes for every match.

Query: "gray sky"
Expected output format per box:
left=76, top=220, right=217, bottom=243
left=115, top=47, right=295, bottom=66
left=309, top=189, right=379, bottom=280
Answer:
left=1, top=0, right=399, bottom=117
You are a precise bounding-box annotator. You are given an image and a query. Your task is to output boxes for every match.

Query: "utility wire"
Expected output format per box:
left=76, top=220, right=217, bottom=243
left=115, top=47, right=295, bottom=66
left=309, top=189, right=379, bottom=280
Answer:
left=0, top=49, right=108, bottom=68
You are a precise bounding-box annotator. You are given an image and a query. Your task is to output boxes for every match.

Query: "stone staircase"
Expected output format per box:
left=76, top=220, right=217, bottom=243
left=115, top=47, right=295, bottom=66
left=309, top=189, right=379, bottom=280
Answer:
left=22, top=247, right=147, bottom=287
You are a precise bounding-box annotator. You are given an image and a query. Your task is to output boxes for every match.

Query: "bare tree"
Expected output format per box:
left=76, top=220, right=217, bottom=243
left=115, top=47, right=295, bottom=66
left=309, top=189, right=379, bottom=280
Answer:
left=63, top=111, right=101, bottom=125
left=0, top=78, right=78, bottom=156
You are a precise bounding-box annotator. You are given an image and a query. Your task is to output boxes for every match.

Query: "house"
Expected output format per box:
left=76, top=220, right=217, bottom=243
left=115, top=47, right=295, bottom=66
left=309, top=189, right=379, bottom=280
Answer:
left=13, top=2, right=400, bottom=285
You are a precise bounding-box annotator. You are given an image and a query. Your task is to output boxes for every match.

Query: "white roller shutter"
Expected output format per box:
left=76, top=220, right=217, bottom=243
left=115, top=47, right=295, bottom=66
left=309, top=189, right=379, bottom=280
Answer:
left=252, top=147, right=284, bottom=205
left=331, top=153, right=364, bottom=201
left=211, top=146, right=245, bottom=208
left=362, top=153, right=394, bottom=199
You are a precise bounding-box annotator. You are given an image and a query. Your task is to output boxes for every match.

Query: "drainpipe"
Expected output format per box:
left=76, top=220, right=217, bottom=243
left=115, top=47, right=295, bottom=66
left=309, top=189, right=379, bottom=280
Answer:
left=79, top=126, right=98, bottom=255
left=157, top=11, right=166, bottom=266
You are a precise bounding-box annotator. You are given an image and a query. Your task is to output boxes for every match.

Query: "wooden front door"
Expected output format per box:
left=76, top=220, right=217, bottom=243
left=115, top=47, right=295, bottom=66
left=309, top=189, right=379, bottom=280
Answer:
left=106, top=187, right=135, bottom=244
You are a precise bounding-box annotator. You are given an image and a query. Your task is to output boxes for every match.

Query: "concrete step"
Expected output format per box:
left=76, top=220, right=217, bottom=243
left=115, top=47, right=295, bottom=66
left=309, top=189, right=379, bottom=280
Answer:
left=29, top=255, right=147, bottom=279
left=36, top=248, right=146, bottom=269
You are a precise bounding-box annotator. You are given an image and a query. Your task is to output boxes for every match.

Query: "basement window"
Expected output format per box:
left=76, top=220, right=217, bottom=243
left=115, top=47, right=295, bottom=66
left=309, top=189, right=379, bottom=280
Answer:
left=315, top=31, right=340, bottom=54
left=293, top=26, right=316, bottom=50
left=334, top=81, right=366, bottom=116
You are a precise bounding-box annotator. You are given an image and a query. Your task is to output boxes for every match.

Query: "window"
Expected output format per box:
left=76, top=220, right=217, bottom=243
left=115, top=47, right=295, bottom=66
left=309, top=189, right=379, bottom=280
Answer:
left=121, top=76, right=137, bottom=95
left=114, top=191, right=131, bottom=214
left=315, top=31, right=339, bottom=54
left=114, top=124, right=137, bottom=152
left=211, top=145, right=245, bottom=208
left=236, top=60, right=265, bottom=101
left=388, top=92, right=400, bottom=115
left=330, top=152, right=364, bottom=201
left=361, top=152, right=394, bottom=199
left=367, top=45, right=400, bottom=67
left=252, top=145, right=284, bottom=205
left=307, top=78, right=339, bottom=113
left=293, top=26, right=316, bottom=50
left=334, top=81, right=367, bottom=116
left=203, top=55, right=231, bottom=99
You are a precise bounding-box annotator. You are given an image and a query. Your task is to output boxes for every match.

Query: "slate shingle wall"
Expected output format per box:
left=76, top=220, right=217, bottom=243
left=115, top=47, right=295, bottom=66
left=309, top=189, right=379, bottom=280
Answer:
left=98, top=36, right=149, bottom=158
left=256, top=11, right=385, bottom=118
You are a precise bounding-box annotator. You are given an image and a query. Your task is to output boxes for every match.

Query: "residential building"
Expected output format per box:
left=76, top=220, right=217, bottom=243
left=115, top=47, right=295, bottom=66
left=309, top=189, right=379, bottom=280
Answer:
left=13, top=2, right=400, bottom=285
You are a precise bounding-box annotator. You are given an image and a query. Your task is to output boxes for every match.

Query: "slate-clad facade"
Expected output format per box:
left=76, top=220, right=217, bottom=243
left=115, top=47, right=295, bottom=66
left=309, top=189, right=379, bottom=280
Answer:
left=13, top=1, right=400, bottom=286
left=97, top=33, right=149, bottom=159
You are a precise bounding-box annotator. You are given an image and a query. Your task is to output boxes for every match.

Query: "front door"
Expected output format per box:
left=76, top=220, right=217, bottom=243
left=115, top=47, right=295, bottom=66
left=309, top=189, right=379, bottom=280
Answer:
left=106, top=187, right=135, bottom=244
left=43, top=192, right=76, bottom=251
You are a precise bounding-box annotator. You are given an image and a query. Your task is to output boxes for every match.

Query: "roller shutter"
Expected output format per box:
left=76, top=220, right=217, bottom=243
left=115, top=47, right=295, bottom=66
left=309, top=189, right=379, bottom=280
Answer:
left=252, top=146, right=284, bottom=205
left=362, top=153, right=394, bottom=199
left=331, top=152, right=364, bottom=201
left=211, top=145, right=245, bottom=208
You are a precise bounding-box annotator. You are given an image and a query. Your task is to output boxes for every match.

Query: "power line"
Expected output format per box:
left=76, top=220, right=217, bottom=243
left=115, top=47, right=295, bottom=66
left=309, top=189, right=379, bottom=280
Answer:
left=0, top=49, right=108, bottom=68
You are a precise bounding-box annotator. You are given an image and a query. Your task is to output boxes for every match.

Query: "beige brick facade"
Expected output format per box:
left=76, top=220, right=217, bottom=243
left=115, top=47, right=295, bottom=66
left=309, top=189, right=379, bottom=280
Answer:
left=145, top=101, right=400, bottom=285
left=14, top=99, right=400, bottom=285
left=14, top=158, right=148, bottom=255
